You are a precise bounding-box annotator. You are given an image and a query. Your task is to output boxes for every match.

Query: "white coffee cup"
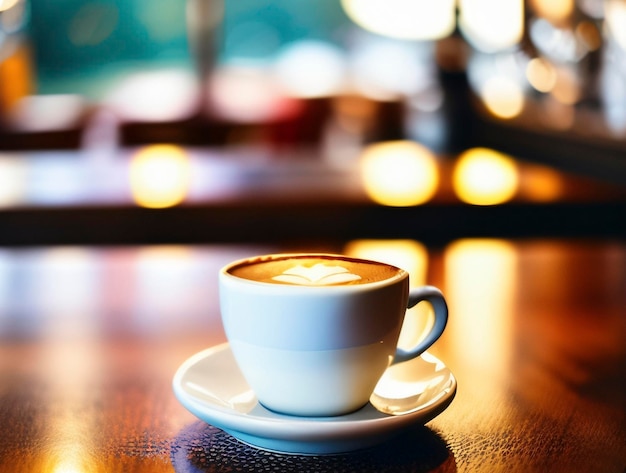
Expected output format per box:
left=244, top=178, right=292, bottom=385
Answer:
left=219, top=253, right=448, bottom=417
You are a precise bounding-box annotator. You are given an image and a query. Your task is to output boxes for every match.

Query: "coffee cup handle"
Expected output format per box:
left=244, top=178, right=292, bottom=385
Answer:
left=393, top=285, right=448, bottom=364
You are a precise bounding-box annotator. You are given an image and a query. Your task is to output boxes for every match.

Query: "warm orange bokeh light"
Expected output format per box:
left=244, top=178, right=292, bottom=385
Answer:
left=520, top=163, right=564, bottom=202
left=529, top=0, right=574, bottom=25
left=130, top=145, right=191, bottom=208
left=0, top=43, right=34, bottom=112
left=344, top=239, right=430, bottom=349
left=551, top=68, right=581, bottom=105
left=444, top=238, right=517, bottom=368
left=526, top=57, right=557, bottom=93
left=360, top=140, right=439, bottom=207
left=479, top=76, right=525, bottom=119
left=453, top=148, right=519, bottom=205
left=344, top=239, right=429, bottom=286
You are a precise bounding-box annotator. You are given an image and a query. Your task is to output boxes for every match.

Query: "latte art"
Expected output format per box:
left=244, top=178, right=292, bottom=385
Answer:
left=272, top=263, right=362, bottom=286
left=228, top=255, right=402, bottom=286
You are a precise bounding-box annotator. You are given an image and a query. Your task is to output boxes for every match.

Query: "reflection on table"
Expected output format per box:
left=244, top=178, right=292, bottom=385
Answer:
left=0, top=238, right=624, bottom=472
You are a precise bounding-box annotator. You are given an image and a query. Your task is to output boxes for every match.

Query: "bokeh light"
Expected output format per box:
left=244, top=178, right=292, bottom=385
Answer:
left=444, top=238, right=517, bottom=369
left=529, top=18, right=583, bottom=63
left=529, top=0, right=574, bottom=25
left=106, top=69, right=197, bottom=122
left=9, top=94, right=86, bottom=132
left=453, top=147, right=519, bottom=205
left=130, top=145, right=191, bottom=208
left=360, top=140, right=439, bottom=207
left=605, top=0, right=626, bottom=50
left=274, top=40, right=346, bottom=98
left=343, top=239, right=430, bottom=349
left=351, top=39, right=435, bottom=99
left=479, top=75, right=525, bottom=119
left=0, top=155, right=26, bottom=207
left=0, top=0, right=20, bottom=12
left=344, top=239, right=428, bottom=285
left=576, top=21, right=602, bottom=52
left=459, top=0, right=524, bottom=52
left=0, top=42, right=33, bottom=110
left=210, top=66, right=293, bottom=123
left=341, top=0, right=456, bottom=41
left=520, top=163, right=564, bottom=202
left=466, top=52, right=526, bottom=120
left=551, top=73, right=581, bottom=105
left=526, top=57, right=557, bottom=93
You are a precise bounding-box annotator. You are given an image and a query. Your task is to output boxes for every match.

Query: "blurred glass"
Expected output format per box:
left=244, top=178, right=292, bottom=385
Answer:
left=187, top=0, right=223, bottom=112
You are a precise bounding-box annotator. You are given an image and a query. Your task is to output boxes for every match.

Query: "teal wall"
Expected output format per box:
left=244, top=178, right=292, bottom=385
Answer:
left=29, top=0, right=350, bottom=96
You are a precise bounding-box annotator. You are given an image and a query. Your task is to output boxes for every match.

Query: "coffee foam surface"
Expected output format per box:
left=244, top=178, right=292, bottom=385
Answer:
left=228, top=256, right=401, bottom=286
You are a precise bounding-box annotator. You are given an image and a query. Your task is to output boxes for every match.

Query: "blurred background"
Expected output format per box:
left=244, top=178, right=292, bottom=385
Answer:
left=0, top=0, right=625, bottom=245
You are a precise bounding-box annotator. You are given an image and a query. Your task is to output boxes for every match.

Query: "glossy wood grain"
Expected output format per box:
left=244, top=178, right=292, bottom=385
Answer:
left=0, top=239, right=624, bottom=472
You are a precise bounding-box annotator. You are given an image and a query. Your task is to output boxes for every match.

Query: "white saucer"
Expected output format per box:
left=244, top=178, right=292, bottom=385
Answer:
left=172, top=343, right=456, bottom=455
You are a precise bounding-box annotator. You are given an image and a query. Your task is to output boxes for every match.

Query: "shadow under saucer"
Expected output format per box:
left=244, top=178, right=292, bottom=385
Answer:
left=171, top=421, right=456, bottom=473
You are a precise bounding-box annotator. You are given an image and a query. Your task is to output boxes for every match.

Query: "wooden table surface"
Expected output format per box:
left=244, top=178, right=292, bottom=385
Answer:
left=0, top=238, right=624, bottom=472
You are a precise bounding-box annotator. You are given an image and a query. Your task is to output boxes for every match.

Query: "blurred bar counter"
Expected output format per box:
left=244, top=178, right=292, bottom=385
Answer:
left=0, top=144, right=625, bottom=247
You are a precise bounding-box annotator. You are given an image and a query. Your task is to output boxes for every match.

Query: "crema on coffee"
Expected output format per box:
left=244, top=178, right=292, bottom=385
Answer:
left=227, top=255, right=403, bottom=286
